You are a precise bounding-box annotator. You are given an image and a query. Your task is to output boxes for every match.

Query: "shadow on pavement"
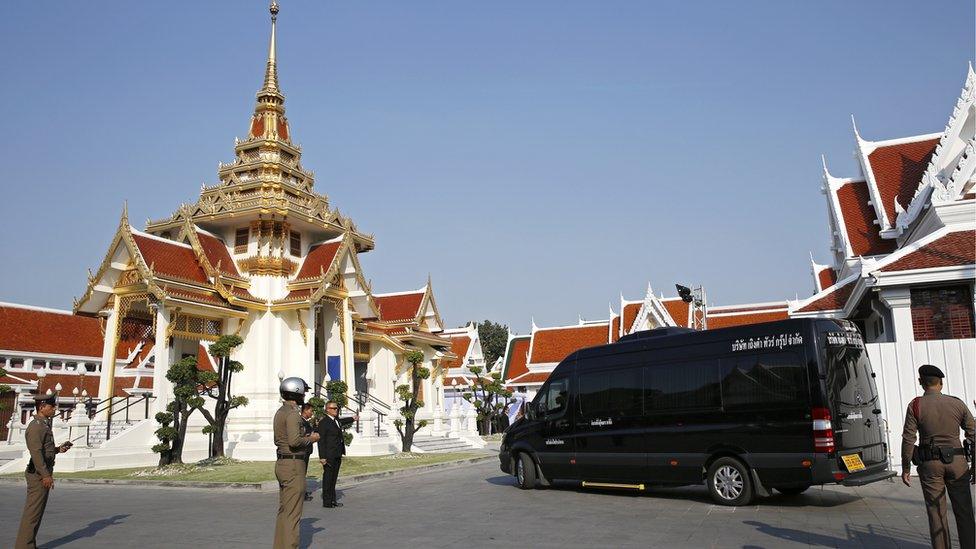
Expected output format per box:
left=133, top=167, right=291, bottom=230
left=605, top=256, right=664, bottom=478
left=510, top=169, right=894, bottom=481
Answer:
left=300, top=517, right=325, bottom=549
left=742, top=520, right=930, bottom=548
left=489, top=476, right=863, bottom=508
left=40, top=514, right=130, bottom=548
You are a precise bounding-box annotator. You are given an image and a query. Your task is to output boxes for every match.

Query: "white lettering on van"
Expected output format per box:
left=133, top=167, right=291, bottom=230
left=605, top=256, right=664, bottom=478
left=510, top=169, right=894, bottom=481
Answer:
left=545, top=438, right=565, bottom=446
left=590, top=419, right=613, bottom=427
left=732, top=332, right=803, bottom=352
left=825, top=331, right=864, bottom=348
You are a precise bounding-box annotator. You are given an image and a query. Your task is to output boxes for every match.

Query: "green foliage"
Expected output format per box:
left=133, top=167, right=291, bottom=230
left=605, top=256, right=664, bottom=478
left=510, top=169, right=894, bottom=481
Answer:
left=325, top=380, right=348, bottom=409
left=463, top=366, right=516, bottom=434
left=343, top=432, right=353, bottom=446
left=308, top=396, right=326, bottom=420
left=405, top=350, right=425, bottom=366
left=477, top=320, right=509, bottom=370
left=201, top=424, right=214, bottom=434
left=229, top=395, right=249, bottom=408
left=208, top=335, right=244, bottom=358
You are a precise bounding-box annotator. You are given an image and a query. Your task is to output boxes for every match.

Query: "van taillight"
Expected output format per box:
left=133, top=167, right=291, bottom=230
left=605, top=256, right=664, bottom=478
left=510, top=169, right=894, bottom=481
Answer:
left=812, top=407, right=835, bottom=454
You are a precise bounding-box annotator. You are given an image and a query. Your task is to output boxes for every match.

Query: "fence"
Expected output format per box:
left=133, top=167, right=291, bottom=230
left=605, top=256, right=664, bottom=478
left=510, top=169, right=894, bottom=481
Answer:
left=866, top=338, right=975, bottom=471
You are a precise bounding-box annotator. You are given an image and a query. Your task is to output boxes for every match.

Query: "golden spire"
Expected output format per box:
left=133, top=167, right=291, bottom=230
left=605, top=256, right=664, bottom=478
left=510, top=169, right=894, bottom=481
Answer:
left=261, top=1, right=280, bottom=95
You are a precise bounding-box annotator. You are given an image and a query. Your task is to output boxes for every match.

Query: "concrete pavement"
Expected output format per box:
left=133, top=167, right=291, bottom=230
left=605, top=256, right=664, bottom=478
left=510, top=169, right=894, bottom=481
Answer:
left=0, top=460, right=968, bottom=548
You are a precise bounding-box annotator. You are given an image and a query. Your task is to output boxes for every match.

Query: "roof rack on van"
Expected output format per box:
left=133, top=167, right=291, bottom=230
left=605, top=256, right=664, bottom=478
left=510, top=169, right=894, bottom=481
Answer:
left=617, top=327, right=696, bottom=343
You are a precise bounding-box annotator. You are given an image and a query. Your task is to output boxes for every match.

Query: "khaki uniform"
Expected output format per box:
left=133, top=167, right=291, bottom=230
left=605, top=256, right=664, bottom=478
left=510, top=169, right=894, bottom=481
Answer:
left=902, top=390, right=975, bottom=549
left=272, top=403, right=315, bottom=549
left=15, top=417, right=58, bottom=549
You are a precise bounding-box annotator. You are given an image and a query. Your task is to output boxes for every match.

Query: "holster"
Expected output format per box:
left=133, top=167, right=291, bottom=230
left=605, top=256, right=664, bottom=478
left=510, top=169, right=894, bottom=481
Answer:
left=937, top=446, right=955, bottom=465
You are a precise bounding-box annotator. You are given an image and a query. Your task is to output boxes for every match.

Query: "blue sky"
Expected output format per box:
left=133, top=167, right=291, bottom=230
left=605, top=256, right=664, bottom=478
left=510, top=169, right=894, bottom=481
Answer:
left=0, top=1, right=972, bottom=333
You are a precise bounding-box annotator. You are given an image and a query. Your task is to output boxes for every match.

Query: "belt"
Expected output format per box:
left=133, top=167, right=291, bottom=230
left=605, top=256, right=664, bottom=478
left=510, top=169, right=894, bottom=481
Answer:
left=277, top=454, right=305, bottom=460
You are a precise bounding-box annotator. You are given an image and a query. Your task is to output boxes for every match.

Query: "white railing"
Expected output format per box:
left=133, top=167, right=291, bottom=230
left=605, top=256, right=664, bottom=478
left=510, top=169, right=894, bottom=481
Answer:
left=866, top=338, right=976, bottom=472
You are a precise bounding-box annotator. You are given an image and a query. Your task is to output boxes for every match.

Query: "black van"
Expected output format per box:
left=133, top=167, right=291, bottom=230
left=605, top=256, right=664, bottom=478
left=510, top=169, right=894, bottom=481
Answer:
left=499, top=318, right=895, bottom=505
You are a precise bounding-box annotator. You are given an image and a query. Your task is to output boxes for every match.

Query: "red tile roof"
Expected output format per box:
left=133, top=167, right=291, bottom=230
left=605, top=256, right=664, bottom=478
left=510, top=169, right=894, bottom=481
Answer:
left=442, top=336, right=471, bottom=370
left=375, top=292, right=425, bottom=323
left=443, top=375, right=476, bottom=387
left=503, top=337, right=531, bottom=382
left=621, top=303, right=641, bottom=333
left=610, top=316, right=621, bottom=342
left=37, top=373, right=100, bottom=397
left=0, top=306, right=103, bottom=357
left=867, top=138, right=939, bottom=225
left=197, top=344, right=216, bottom=372
left=507, top=371, right=552, bottom=386
left=162, top=286, right=231, bottom=308
left=275, top=288, right=311, bottom=303
left=795, top=281, right=855, bottom=313
left=196, top=231, right=240, bottom=277
left=836, top=181, right=897, bottom=257
left=132, top=233, right=209, bottom=284
left=817, top=266, right=838, bottom=291
left=295, top=241, right=342, bottom=280
left=707, top=310, right=790, bottom=329
left=880, top=230, right=975, bottom=272
left=529, top=324, right=608, bottom=364
left=230, top=286, right=260, bottom=300
left=662, top=299, right=690, bottom=327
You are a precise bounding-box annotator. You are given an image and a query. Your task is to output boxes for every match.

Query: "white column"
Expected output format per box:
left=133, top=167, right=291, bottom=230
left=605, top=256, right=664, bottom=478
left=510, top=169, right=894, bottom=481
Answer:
left=96, top=297, right=122, bottom=417
left=306, top=307, right=317, bottom=387
left=449, top=404, right=461, bottom=438
left=152, top=306, right=172, bottom=414
left=342, top=297, right=353, bottom=385
left=880, top=288, right=914, bottom=343
left=430, top=405, right=444, bottom=436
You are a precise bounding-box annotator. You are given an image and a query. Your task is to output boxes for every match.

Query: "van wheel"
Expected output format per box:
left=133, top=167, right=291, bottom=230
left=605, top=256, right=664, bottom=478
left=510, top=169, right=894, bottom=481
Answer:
left=515, top=453, right=537, bottom=490
left=706, top=457, right=754, bottom=506
left=775, top=485, right=810, bottom=496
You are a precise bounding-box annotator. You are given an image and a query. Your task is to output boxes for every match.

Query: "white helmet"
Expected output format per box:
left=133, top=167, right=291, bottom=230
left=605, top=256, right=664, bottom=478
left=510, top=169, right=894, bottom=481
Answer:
left=279, top=377, right=310, bottom=402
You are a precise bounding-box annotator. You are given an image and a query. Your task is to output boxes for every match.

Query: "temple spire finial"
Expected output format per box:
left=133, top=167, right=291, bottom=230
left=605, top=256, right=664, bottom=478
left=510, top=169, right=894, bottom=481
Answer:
left=262, top=1, right=281, bottom=94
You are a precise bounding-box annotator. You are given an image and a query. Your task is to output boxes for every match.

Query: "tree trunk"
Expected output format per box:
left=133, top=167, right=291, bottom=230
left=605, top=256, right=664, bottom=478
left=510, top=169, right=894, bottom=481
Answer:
left=171, top=411, right=190, bottom=465
left=210, top=414, right=225, bottom=458
left=401, top=418, right=415, bottom=452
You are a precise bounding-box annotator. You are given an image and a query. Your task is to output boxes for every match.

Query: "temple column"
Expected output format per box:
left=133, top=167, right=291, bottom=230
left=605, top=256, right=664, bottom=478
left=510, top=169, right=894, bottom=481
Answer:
left=342, top=297, right=353, bottom=385
left=152, top=306, right=172, bottom=414
left=880, top=288, right=915, bottom=343
left=96, top=296, right=121, bottom=418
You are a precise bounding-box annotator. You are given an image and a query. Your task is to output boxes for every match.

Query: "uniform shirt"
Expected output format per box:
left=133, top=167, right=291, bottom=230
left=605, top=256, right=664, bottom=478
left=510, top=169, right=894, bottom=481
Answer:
left=300, top=417, right=314, bottom=457
left=25, top=417, right=57, bottom=477
left=901, top=389, right=976, bottom=470
left=273, top=403, right=314, bottom=456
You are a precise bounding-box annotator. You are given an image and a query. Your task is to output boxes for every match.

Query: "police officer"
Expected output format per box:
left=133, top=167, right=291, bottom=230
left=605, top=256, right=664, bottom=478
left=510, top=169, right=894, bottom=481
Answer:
left=15, top=393, right=72, bottom=549
left=272, top=378, right=319, bottom=549
left=901, top=364, right=975, bottom=549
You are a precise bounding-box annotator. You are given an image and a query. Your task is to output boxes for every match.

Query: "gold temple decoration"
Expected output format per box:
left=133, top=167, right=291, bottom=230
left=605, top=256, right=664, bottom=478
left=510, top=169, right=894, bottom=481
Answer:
left=296, top=309, right=309, bottom=345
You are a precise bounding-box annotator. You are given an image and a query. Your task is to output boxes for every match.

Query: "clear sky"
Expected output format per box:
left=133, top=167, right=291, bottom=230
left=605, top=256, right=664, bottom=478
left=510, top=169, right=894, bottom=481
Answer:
left=0, top=1, right=972, bottom=333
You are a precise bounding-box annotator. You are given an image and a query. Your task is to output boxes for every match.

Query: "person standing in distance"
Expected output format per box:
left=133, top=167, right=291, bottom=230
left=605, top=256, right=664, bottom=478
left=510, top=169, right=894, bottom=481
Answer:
left=273, top=378, right=319, bottom=549
left=15, top=393, right=72, bottom=549
left=317, top=401, right=355, bottom=508
left=901, top=364, right=975, bottom=549
left=300, top=403, right=315, bottom=502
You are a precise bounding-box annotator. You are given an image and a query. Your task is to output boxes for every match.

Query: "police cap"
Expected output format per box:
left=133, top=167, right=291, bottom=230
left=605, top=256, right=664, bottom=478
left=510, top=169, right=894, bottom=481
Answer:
left=918, top=364, right=945, bottom=379
left=32, top=392, right=58, bottom=406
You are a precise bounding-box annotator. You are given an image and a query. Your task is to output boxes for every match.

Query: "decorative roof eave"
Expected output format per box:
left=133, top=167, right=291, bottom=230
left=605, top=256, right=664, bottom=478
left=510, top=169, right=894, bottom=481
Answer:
left=899, top=65, right=976, bottom=233
left=415, top=276, right=444, bottom=330
left=160, top=294, right=248, bottom=319
left=75, top=210, right=169, bottom=314
left=354, top=330, right=407, bottom=353
left=822, top=156, right=859, bottom=260
left=393, top=328, right=450, bottom=348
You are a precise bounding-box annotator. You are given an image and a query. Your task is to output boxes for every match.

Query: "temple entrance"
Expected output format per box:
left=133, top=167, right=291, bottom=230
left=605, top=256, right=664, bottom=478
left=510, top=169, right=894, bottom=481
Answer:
left=354, top=362, right=368, bottom=395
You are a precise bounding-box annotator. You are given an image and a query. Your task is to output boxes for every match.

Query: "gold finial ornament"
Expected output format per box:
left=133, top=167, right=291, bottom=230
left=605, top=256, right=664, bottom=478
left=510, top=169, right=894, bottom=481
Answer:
left=262, top=1, right=280, bottom=95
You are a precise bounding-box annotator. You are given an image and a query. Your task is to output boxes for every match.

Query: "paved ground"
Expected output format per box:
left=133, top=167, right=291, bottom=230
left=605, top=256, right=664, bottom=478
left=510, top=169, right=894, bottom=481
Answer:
left=0, top=460, right=969, bottom=548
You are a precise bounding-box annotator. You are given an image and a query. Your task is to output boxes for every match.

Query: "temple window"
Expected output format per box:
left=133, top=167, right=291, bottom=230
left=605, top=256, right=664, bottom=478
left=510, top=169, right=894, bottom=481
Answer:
left=290, top=231, right=301, bottom=256
left=235, top=228, right=249, bottom=254
left=910, top=285, right=975, bottom=340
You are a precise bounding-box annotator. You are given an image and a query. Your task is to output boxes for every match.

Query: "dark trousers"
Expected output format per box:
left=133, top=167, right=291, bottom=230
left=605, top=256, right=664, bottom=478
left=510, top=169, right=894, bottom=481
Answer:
left=322, top=457, right=342, bottom=504
left=15, top=471, right=50, bottom=549
left=918, top=456, right=975, bottom=549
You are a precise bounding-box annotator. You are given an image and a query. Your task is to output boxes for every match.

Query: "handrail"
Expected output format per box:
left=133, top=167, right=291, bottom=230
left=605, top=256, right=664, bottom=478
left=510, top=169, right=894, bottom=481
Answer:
left=354, top=391, right=392, bottom=412
left=85, top=394, right=155, bottom=442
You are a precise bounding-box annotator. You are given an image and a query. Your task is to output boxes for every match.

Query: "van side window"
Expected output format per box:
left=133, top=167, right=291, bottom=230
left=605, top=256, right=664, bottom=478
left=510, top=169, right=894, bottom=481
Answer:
left=720, top=351, right=807, bottom=407
left=538, top=378, right=569, bottom=417
left=578, top=368, right=642, bottom=417
left=645, top=361, right=720, bottom=412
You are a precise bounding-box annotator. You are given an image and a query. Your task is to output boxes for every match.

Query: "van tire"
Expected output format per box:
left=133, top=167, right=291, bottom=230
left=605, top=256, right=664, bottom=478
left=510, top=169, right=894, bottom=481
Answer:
left=775, top=485, right=810, bottom=496
left=706, top=457, right=754, bottom=506
left=515, top=453, right=537, bottom=490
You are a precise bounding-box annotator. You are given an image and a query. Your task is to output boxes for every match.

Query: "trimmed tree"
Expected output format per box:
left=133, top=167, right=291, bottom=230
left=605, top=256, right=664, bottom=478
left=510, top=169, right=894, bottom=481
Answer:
left=462, top=366, right=515, bottom=434
left=194, top=335, right=249, bottom=458
left=313, top=379, right=353, bottom=446
left=477, top=320, right=509, bottom=371
left=152, top=355, right=204, bottom=466
left=393, top=350, right=429, bottom=452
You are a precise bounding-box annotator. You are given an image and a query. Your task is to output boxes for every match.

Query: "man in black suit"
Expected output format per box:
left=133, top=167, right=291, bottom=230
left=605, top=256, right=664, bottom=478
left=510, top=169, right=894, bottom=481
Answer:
left=317, top=401, right=356, bottom=508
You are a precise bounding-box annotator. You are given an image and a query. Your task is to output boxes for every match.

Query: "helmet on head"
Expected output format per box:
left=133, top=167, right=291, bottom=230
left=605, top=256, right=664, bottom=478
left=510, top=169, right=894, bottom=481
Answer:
left=279, top=377, right=310, bottom=403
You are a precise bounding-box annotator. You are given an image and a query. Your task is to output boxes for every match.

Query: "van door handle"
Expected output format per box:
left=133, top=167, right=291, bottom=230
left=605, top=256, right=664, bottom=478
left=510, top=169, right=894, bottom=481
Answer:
left=872, top=409, right=882, bottom=415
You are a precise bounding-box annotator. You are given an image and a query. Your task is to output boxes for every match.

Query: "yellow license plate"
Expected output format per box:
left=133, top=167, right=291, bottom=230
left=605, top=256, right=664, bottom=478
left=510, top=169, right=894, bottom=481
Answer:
left=841, top=453, right=865, bottom=473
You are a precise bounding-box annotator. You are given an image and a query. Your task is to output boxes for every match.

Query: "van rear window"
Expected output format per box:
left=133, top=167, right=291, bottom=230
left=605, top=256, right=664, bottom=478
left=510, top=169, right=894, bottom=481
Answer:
left=720, top=351, right=807, bottom=407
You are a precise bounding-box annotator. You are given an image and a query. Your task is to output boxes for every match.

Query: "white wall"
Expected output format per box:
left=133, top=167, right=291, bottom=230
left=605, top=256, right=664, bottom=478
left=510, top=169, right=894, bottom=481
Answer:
left=867, top=338, right=976, bottom=473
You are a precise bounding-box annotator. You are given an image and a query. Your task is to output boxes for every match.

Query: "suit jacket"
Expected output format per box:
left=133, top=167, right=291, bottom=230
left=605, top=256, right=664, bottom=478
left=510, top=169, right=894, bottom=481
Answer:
left=317, top=414, right=355, bottom=460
